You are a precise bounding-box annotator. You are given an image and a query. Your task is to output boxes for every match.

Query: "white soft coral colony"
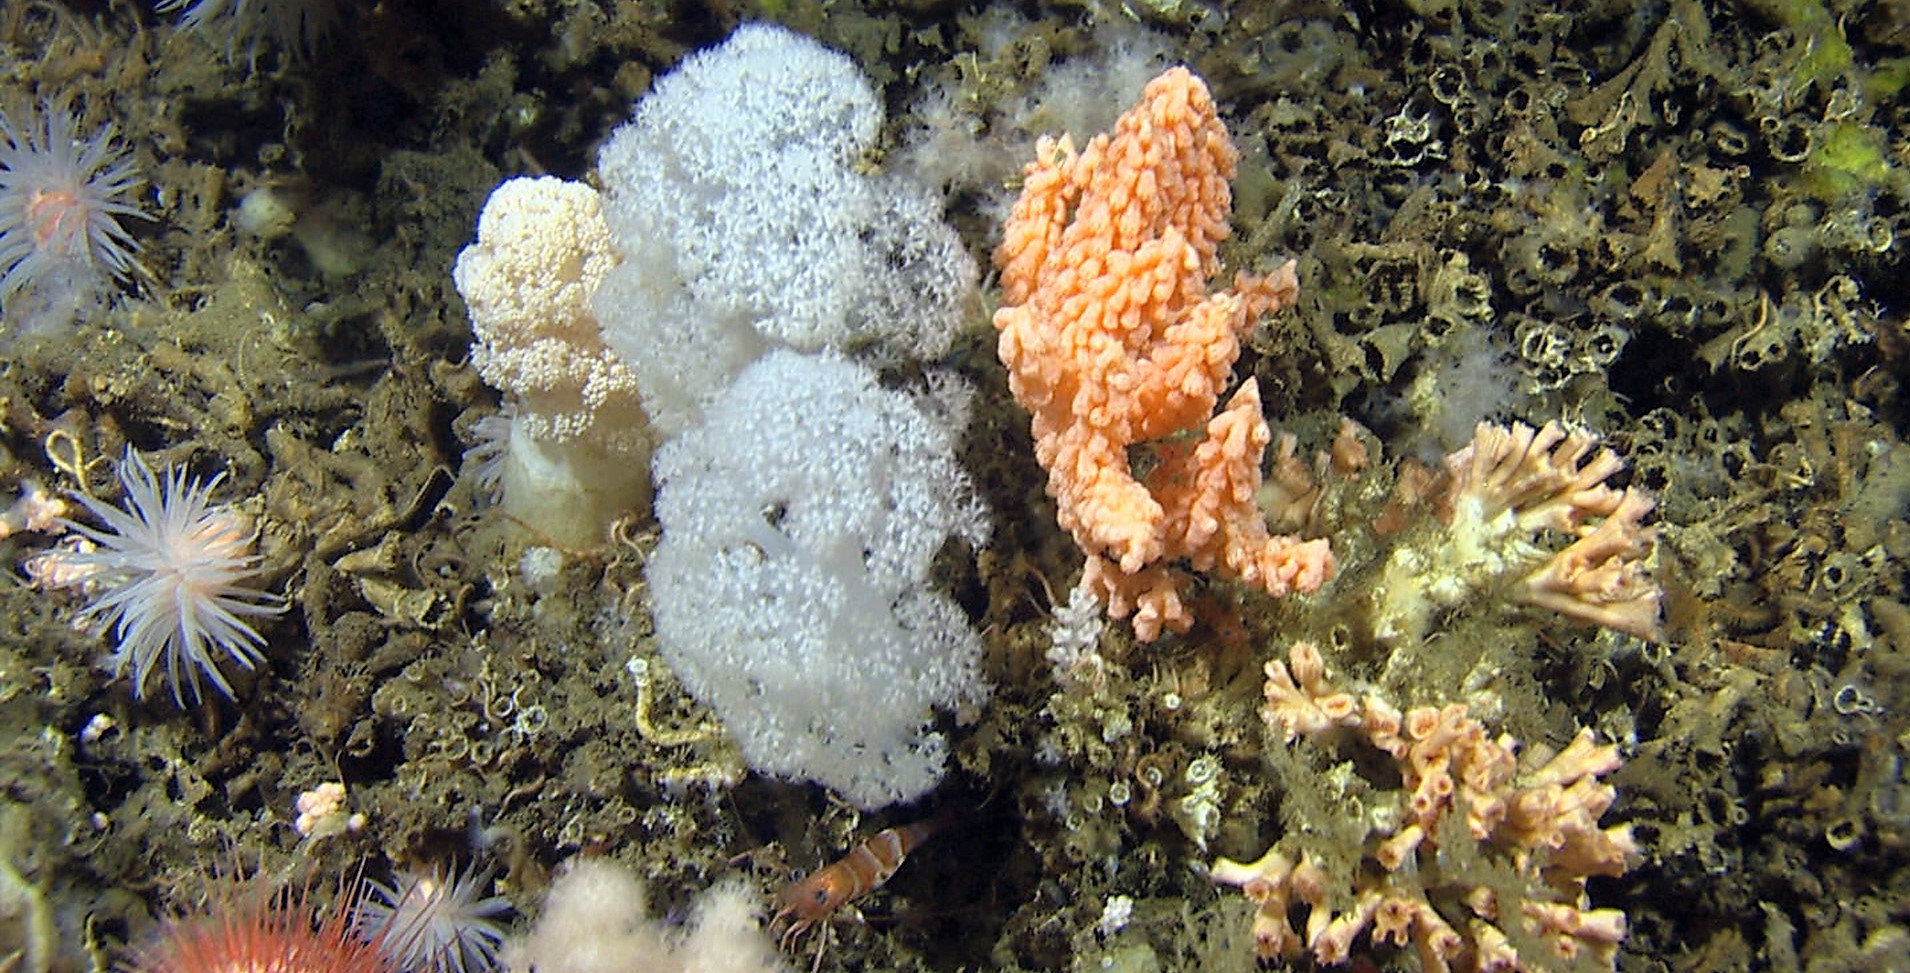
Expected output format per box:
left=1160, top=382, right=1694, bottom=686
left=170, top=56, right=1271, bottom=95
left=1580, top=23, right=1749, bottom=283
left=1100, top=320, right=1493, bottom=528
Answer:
left=592, top=22, right=976, bottom=434
left=58, top=450, right=280, bottom=704
left=646, top=351, right=991, bottom=809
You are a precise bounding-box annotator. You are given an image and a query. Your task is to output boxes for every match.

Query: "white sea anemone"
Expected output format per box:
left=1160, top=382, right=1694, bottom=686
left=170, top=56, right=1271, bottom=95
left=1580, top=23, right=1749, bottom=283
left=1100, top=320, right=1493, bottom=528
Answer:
left=0, top=103, right=147, bottom=338
left=155, top=0, right=340, bottom=59
left=355, top=864, right=510, bottom=973
left=460, top=410, right=513, bottom=505
left=60, top=448, right=279, bottom=704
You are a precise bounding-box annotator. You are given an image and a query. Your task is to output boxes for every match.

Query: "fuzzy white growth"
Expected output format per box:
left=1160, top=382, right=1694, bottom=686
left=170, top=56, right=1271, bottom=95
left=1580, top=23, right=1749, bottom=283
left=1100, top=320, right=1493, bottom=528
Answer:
left=503, top=860, right=789, bottom=973
left=646, top=350, right=990, bottom=808
left=895, top=17, right=1171, bottom=207
left=594, top=23, right=975, bottom=435
left=1045, top=583, right=1107, bottom=690
left=1012, top=22, right=1172, bottom=143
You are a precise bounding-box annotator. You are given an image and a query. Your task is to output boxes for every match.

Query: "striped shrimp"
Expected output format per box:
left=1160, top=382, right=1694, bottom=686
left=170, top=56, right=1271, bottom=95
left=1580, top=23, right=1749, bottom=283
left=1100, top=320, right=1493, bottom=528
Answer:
left=772, top=816, right=943, bottom=970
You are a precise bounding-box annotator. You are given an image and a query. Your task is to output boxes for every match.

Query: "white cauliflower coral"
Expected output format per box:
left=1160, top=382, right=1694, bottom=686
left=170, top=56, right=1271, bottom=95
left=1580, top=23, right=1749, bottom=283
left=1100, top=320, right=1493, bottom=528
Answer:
left=454, top=176, right=652, bottom=546
left=591, top=23, right=977, bottom=436
left=456, top=176, right=641, bottom=451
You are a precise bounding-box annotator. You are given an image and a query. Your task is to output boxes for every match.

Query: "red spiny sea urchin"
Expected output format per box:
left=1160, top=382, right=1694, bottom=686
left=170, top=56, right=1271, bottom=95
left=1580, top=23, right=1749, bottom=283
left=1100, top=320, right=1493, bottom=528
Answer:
left=0, top=103, right=147, bottom=337
left=128, top=881, right=398, bottom=973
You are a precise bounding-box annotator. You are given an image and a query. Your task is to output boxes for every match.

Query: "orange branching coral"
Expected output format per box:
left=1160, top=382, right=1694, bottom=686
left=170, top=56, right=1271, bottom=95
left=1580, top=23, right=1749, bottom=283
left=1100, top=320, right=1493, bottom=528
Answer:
left=992, top=66, right=1332, bottom=641
left=1214, top=642, right=1640, bottom=972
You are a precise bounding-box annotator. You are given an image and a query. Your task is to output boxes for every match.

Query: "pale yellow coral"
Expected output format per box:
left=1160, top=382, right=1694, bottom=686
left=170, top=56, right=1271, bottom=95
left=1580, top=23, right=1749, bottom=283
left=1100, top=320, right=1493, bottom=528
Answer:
left=1371, top=420, right=1663, bottom=643
left=455, top=176, right=647, bottom=454
left=454, top=176, right=654, bottom=546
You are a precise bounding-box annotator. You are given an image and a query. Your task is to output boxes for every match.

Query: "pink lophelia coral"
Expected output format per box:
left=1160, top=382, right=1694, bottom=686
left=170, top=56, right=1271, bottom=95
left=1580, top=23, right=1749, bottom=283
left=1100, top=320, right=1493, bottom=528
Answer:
left=1213, top=642, right=1640, bottom=972
left=992, top=66, right=1331, bottom=641
left=1446, top=422, right=1661, bottom=639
